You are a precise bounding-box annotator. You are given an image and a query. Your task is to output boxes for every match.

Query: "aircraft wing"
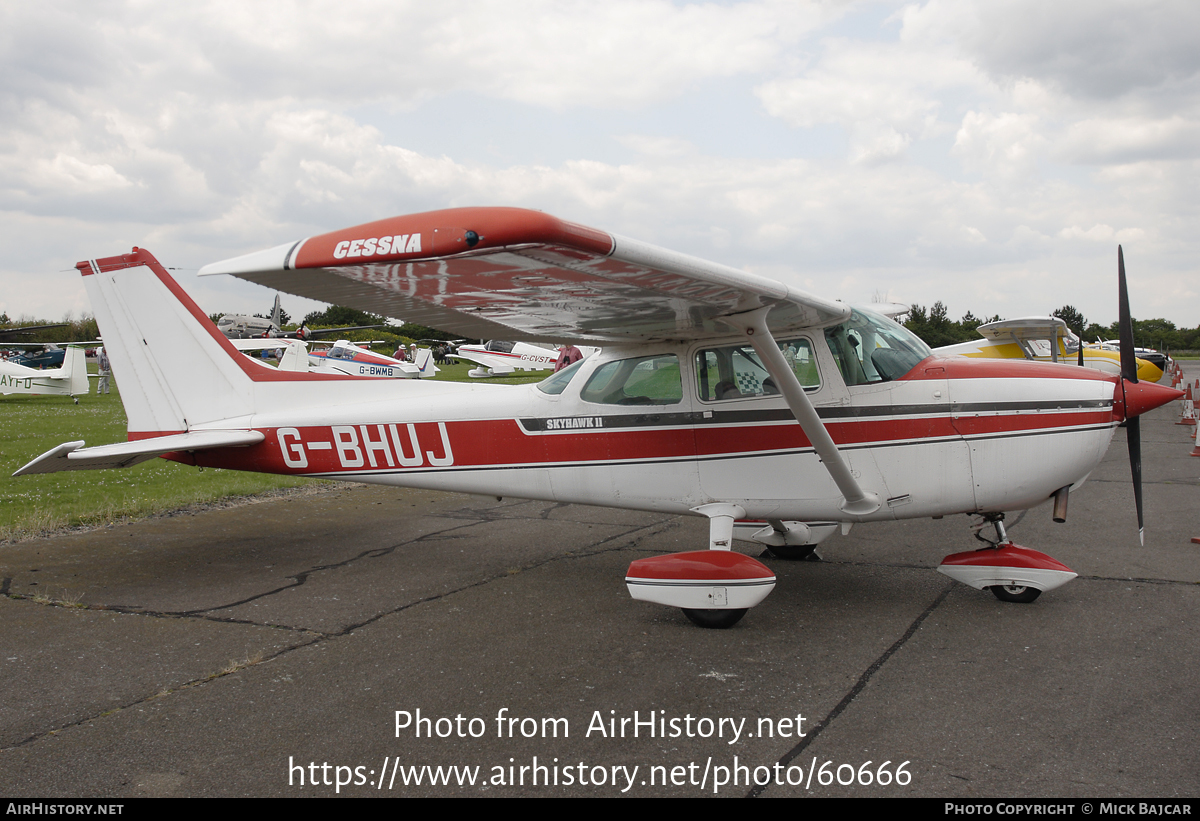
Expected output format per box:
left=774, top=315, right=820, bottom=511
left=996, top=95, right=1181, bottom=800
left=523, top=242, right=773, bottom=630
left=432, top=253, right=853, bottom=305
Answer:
left=864, top=302, right=910, bottom=320
left=0, top=323, right=69, bottom=341
left=229, top=338, right=308, bottom=352
left=976, top=317, right=1070, bottom=342
left=199, top=207, right=850, bottom=344
left=13, top=430, right=265, bottom=476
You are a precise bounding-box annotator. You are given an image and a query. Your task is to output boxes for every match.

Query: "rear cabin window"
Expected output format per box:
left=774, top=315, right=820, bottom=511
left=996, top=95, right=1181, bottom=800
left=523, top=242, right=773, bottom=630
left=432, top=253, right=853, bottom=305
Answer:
left=579, top=355, right=682, bottom=405
left=695, top=339, right=818, bottom=401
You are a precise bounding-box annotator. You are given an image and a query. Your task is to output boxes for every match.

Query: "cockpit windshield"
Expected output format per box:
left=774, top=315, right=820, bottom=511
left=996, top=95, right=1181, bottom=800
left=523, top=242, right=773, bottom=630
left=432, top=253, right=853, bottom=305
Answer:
left=824, top=309, right=931, bottom=385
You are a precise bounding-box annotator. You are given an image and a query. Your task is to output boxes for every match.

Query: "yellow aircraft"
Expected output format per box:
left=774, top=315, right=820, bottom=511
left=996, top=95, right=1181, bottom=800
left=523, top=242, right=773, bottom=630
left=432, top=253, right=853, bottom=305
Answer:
left=935, top=317, right=1165, bottom=383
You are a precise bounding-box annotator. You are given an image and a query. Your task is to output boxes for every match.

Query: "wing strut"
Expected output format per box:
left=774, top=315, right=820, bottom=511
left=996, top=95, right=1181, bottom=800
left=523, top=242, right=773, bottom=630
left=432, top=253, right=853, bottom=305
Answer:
left=721, top=307, right=881, bottom=518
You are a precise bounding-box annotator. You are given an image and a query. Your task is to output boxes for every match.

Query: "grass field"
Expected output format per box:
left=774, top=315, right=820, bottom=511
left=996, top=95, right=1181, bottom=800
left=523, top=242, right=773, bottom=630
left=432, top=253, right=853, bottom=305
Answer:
left=0, top=386, right=318, bottom=542
left=0, top=359, right=549, bottom=542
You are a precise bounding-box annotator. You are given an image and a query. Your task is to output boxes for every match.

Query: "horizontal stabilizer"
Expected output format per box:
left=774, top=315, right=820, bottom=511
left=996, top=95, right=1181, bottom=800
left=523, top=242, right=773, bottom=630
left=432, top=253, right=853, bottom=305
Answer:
left=14, top=430, right=265, bottom=476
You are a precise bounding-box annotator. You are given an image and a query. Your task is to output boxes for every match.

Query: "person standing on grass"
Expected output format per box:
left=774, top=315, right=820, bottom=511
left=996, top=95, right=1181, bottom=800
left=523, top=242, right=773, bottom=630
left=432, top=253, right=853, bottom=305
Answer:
left=97, top=347, right=111, bottom=394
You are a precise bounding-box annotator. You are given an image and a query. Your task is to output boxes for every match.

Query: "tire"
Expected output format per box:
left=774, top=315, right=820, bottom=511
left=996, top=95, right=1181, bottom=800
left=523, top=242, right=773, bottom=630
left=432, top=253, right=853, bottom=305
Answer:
left=767, top=545, right=818, bottom=561
left=682, top=608, right=748, bottom=629
left=990, top=584, right=1041, bottom=603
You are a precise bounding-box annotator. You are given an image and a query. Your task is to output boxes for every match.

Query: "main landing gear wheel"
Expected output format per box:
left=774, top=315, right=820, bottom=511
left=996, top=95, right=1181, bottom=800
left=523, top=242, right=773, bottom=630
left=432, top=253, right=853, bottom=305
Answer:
left=990, top=584, right=1041, bottom=604
left=767, top=545, right=818, bottom=561
left=682, top=608, right=748, bottom=629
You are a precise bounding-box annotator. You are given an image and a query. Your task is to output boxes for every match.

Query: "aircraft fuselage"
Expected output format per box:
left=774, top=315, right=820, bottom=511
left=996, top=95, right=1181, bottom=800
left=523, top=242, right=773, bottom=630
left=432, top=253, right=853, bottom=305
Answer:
left=172, top=340, right=1118, bottom=524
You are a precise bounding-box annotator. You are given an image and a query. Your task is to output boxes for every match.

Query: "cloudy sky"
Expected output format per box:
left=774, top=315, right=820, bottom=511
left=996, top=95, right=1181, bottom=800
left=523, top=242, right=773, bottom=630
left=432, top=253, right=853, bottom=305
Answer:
left=2, top=0, right=1198, bottom=331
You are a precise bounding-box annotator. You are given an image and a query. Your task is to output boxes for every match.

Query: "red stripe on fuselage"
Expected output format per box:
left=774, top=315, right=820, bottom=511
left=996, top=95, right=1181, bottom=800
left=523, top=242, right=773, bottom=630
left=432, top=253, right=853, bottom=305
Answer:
left=167, top=406, right=1114, bottom=477
left=902, top=356, right=1119, bottom=383
left=460, top=350, right=553, bottom=361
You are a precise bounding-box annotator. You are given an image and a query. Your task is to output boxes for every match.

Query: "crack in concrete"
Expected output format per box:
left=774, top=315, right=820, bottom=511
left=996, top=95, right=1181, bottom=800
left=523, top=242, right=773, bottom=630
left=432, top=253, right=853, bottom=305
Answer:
left=1, top=511, right=679, bottom=753
left=747, top=581, right=956, bottom=798
left=1, top=638, right=321, bottom=752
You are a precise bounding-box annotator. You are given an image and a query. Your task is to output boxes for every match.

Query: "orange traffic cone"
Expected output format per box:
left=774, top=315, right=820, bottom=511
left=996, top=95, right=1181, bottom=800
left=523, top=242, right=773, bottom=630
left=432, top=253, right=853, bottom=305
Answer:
left=1177, top=392, right=1196, bottom=425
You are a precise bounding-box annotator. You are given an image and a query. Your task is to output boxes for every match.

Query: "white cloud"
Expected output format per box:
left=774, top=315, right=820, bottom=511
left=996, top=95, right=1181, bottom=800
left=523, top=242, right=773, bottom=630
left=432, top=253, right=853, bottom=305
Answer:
left=42, top=1, right=837, bottom=110
left=965, top=0, right=1200, bottom=102
left=1058, top=224, right=1146, bottom=243
left=756, top=35, right=983, bottom=162
left=952, top=110, right=1046, bottom=177
left=1056, top=116, right=1200, bottom=164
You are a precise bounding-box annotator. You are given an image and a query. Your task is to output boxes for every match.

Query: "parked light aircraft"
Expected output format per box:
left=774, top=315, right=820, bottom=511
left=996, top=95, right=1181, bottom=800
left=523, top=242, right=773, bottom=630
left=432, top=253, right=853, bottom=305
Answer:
left=1, top=346, right=89, bottom=402
left=15, top=209, right=1181, bottom=628
left=310, top=340, right=438, bottom=379
left=450, top=340, right=598, bottom=377
left=232, top=338, right=437, bottom=379
left=1091, top=340, right=1169, bottom=379
left=5, top=342, right=69, bottom=369
left=936, top=317, right=1165, bottom=382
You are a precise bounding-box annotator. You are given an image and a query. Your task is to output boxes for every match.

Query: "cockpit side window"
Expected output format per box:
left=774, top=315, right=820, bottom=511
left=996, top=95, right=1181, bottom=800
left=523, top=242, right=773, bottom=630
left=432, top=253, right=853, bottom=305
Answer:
left=579, top=354, right=682, bottom=405
left=695, top=339, right=819, bottom=401
left=824, top=309, right=932, bottom=385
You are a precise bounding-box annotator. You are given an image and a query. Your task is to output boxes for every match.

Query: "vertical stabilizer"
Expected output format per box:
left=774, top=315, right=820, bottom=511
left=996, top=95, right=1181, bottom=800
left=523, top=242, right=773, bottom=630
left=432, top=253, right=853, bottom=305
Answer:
left=415, top=347, right=438, bottom=377
left=63, top=347, right=89, bottom=396
left=80, top=250, right=257, bottom=434
left=278, top=339, right=309, bottom=372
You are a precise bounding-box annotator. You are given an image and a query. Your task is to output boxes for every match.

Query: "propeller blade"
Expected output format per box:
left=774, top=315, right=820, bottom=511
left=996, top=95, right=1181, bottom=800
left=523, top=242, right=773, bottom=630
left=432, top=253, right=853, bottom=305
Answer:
left=1117, top=246, right=1138, bottom=385
left=1117, top=245, right=1152, bottom=545
left=1127, top=415, right=1143, bottom=546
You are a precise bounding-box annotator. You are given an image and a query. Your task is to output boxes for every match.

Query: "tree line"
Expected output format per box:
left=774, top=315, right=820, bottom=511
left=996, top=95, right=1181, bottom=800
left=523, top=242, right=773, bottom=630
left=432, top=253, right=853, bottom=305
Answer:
left=0, top=313, right=99, bottom=343
left=0, top=305, right=459, bottom=351
left=901, top=302, right=1200, bottom=353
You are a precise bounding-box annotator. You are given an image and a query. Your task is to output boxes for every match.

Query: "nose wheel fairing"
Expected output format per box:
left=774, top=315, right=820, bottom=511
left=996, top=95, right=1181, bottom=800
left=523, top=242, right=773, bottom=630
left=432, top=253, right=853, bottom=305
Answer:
left=625, top=551, right=777, bottom=613
left=937, top=543, right=1077, bottom=599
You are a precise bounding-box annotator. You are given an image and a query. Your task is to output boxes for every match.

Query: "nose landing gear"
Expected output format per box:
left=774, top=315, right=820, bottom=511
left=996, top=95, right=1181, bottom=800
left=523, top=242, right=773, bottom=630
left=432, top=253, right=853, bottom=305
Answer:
left=937, top=514, right=1077, bottom=603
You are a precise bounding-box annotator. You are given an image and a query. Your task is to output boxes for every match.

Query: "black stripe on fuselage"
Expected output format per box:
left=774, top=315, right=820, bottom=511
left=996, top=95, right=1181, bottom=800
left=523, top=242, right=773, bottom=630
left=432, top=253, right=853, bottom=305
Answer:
left=518, top=399, right=1112, bottom=432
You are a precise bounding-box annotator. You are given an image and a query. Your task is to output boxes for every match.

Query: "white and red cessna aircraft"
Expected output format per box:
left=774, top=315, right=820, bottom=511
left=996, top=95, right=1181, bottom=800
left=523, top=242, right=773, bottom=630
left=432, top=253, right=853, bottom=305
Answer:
left=450, top=340, right=598, bottom=378
left=308, top=339, right=438, bottom=378
left=15, top=208, right=1180, bottom=627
